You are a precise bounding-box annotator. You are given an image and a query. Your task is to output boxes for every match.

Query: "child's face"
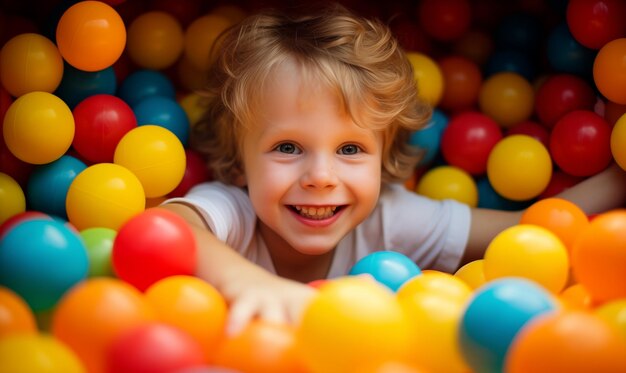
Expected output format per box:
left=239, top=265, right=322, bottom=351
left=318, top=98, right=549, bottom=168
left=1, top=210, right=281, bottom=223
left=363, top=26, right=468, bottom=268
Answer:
left=240, top=60, right=383, bottom=256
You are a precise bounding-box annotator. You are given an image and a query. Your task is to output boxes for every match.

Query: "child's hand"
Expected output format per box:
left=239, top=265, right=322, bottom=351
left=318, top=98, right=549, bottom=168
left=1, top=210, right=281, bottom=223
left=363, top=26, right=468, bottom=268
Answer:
left=220, top=270, right=318, bottom=336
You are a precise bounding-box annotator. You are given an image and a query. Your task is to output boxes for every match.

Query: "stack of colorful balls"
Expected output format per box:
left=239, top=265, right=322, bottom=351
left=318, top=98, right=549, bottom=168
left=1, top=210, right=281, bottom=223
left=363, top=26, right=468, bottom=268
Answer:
left=1, top=0, right=626, bottom=372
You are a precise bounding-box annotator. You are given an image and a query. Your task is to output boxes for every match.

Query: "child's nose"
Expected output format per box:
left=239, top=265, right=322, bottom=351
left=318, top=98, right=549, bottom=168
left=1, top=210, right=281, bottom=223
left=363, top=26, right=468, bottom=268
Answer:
left=300, top=154, right=339, bottom=189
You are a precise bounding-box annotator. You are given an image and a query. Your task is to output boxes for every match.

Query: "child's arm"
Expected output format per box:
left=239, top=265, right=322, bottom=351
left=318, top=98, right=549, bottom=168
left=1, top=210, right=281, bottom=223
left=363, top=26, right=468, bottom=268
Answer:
left=462, top=163, right=626, bottom=265
left=160, top=202, right=317, bottom=335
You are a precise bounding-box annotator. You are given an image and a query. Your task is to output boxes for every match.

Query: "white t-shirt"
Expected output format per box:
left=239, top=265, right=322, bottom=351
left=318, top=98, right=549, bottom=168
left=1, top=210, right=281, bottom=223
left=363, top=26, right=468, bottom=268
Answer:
left=164, top=181, right=471, bottom=277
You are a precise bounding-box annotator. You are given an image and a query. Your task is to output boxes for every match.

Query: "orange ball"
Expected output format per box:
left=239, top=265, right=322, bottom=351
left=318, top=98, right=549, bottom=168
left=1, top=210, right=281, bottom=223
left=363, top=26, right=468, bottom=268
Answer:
left=0, top=287, right=37, bottom=337
left=506, top=310, right=626, bottom=373
left=571, top=210, right=626, bottom=303
left=594, top=38, right=626, bottom=104
left=520, top=197, right=589, bottom=253
left=438, top=55, right=483, bottom=112
left=56, top=1, right=126, bottom=71
left=213, top=319, right=307, bottom=373
left=559, top=283, right=593, bottom=310
left=51, top=278, right=156, bottom=373
left=145, top=275, right=228, bottom=362
left=126, top=11, right=184, bottom=69
left=184, top=13, right=232, bottom=71
left=479, top=72, right=534, bottom=128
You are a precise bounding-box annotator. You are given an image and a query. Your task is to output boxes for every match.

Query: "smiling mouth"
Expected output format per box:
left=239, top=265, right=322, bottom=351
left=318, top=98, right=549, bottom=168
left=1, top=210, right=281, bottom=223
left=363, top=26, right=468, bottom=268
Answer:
left=291, top=205, right=343, bottom=220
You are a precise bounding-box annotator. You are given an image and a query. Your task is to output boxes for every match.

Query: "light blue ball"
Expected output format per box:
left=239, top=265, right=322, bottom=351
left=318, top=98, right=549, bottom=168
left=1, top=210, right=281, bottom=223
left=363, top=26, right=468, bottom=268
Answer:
left=408, top=109, right=448, bottom=166
left=459, top=277, right=558, bottom=373
left=133, top=96, right=190, bottom=146
left=348, top=251, right=421, bottom=292
left=0, top=218, right=89, bottom=312
left=117, top=69, right=176, bottom=107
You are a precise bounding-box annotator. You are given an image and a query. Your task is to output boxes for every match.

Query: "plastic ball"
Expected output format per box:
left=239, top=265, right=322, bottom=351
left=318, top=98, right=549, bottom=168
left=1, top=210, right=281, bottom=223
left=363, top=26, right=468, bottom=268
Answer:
left=519, top=197, right=589, bottom=253
left=184, top=13, right=233, bottom=71
left=349, top=251, right=422, bottom=292
left=487, top=135, right=552, bottom=201
left=3, top=91, right=74, bottom=164
left=560, top=283, right=593, bottom=310
left=107, top=323, right=206, bottom=373
left=406, top=52, right=444, bottom=106
left=133, top=96, right=190, bottom=146
left=0, top=172, right=25, bottom=225
left=0, top=333, right=85, bottom=373
left=534, top=74, right=596, bottom=128
left=26, top=155, right=87, bottom=219
left=0, top=218, right=88, bottom=311
left=440, top=111, right=503, bottom=175
left=506, top=120, right=550, bottom=148
left=117, top=69, right=176, bottom=110
left=169, top=149, right=211, bottom=197
left=65, top=163, right=145, bottom=231
left=479, top=72, right=534, bottom=128
left=0, top=33, right=63, bottom=97
left=56, top=1, right=126, bottom=72
left=495, top=13, right=542, bottom=53
left=459, top=278, right=559, bottom=373
left=0, top=211, right=50, bottom=239
left=483, top=224, right=570, bottom=293
left=476, top=176, right=534, bottom=211
left=417, top=0, right=471, bottom=41
left=604, top=100, right=626, bottom=125
left=51, top=278, right=157, bottom=373
left=0, top=287, right=37, bottom=336
left=453, top=259, right=486, bottom=290
left=150, top=0, right=207, bottom=27
left=538, top=170, right=585, bottom=199
left=611, top=112, right=626, bottom=171
left=407, top=109, right=448, bottom=166
left=214, top=320, right=305, bottom=373
left=416, top=165, right=478, bottom=207
left=595, top=38, right=626, bottom=105
left=571, top=210, right=626, bottom=303
left=79, top=227, right=116, bottom=277
left=484, top=49, right=535, bottom=81
left=145, top=275, right=227, bottom=362
left=397, top=270, right=471, bottom=303
left=178, top=92, right=205, bottom=127
left=112, top=208, right=196, bottom=292
left=114, top=125, right=185, bottom=198
left=566, top=0, right=626, bottom=50
left=547, top=22, right=595, bottom=76
left=549, top=110, right=612, bottom=177
left=594, top=299, right=626, bottom=341
left=127, top=11, right=184, bottom=70
left=54, top=63, right=117, bottom=109
left=72, top=94, right=137, bottom=164
left=297, top=276, right=413, bottom=373
left=506, top=310, right=626, bottom=373
left=452, top=29, right=494, bottom=66
left=438, top=55, right=482, bottom=111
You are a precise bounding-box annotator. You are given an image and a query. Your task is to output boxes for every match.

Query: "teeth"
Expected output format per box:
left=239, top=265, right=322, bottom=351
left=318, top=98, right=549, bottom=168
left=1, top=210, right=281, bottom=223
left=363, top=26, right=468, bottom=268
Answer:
left=293, top=205, right=337, bottom=220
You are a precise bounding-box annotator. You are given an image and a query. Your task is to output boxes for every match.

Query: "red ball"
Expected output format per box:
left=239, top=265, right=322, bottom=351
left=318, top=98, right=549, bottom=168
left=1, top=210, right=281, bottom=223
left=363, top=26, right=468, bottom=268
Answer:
left=72, top=94, right=137, bottom=163
left=567, top=0, right=626, bottom=50
left=438, top=55, right=483, bottom=112
left=107, top=323, right=206, bottom=373
left=506, top=120, right=551, bottom=149
left=549, top=110, right=612, bottom=177
left=538, top=170, right=586, bottom=199
left=112, top=208, right=197, bottom=291
left=418, top=0, right=471, bottom=41
left=168, top=149, right=211, bottom=198
left=441, top=111, right=503, bottom=175
left=535, top=74, right=596, bottom=128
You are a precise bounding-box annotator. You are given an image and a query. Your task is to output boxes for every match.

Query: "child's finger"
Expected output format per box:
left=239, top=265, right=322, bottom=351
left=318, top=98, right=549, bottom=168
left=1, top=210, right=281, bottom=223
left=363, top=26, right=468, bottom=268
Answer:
left=226, top=299, right=256, bottom=336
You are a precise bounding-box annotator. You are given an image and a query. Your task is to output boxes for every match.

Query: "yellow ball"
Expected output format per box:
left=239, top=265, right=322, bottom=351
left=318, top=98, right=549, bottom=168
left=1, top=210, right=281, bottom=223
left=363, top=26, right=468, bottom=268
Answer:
left=3, top=91, right=74, bottom=165
left=479, top=72, right=534, bottom=128
left=594, top=299, right=626, bottom=342
left=610, top=113, right=626, bottom=171
left=184, top=13, right=233, bottom=71
left=179, top=92, right=204, bottom=126
left=484, top=224, right=570, bottom=293
left=406, top=52, right=444, bottom=106
left=0, top=33, right=64, bottom=97
left=454, top=259, right=486, bottom=290
left=0, top=333, right=85, bottom=373
left=0, top=173, right=25, bottom=225
left=397, top=270, right=472, bottom=304
left=297, top=276, right=413, bottom=373
left=66, top=163, right=145, bottom=231
left=487, top=135, right=552, bottom=201
left=127, top=11, right=184, bottom=70
left=416, top=165, right=478, bottom=207
left=114, top=125, right=186, bottom=198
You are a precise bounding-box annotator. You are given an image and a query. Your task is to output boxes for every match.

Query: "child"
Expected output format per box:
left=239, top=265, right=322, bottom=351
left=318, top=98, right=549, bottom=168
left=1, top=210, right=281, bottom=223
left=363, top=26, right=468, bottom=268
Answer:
left=162, top=4, right=626, bottom=335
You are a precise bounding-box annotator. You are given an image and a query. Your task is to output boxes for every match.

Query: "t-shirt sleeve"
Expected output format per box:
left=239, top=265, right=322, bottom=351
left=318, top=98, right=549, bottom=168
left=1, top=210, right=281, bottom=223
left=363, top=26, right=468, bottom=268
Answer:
left=161, top=182, right=256, bottom=250
left=375, top=183, right=471, bottom=273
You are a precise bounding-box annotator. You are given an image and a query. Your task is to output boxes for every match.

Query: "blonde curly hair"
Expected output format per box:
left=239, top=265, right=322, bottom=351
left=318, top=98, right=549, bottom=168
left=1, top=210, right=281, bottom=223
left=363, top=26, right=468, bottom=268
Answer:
left=192, top=3, right=431, bottom=184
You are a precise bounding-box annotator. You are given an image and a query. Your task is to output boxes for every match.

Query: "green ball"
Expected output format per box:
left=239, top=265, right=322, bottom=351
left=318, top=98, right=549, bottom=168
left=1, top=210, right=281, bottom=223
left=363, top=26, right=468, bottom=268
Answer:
left=80, top=227, right=116, bottom=277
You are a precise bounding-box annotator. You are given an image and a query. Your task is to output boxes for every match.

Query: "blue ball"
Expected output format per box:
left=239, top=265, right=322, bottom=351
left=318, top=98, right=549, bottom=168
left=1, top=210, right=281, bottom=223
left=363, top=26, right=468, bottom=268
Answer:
left=349, top=251, right=422, bottom=292
left=133, top=96, right=191, bottom=146
left=0, top=218, right=89, bottom=311
left=117, top=69, right=176, bottom=107
left=476, top=177, right=535, bottom=211
left=484, top=49, right=536, bottom=81
left=26, top=155, right=87, bottom=219
left=459, top=277, right=558, bottom=373
left=54, top=63, right=117, bottom=108
left=546, top=22, right=595, bottom=76
left=495, top=13, right=542, bottom=53
left=408, top=109, right=448, bottom=166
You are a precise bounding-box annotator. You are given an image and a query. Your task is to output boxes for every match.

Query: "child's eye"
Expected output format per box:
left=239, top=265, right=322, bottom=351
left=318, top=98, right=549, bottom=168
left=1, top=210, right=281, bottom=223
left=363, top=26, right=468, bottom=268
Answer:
left=275, top=142, right=301, bottom=154
left=339, top=144, right=361, bottom=155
